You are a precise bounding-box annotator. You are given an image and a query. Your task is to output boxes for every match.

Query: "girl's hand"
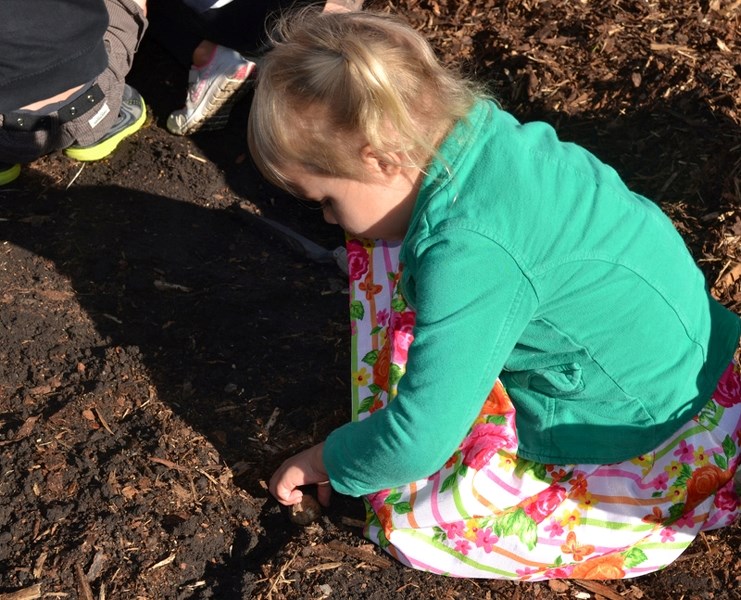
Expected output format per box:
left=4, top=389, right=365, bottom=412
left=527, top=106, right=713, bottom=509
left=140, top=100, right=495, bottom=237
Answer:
left=269, top=443, right=332, bottom=507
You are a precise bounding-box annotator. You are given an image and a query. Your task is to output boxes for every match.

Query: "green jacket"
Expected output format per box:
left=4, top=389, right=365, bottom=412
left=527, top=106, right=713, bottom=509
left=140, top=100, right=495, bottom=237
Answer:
left=324, top=100, right=740, bottom=497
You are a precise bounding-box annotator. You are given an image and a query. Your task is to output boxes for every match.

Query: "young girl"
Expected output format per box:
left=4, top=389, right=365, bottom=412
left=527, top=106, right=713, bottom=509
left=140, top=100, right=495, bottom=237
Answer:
left=249, top=8, right=741, bottom=580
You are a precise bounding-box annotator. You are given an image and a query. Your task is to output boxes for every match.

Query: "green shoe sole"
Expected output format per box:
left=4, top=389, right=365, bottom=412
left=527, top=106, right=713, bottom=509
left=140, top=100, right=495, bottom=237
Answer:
left=64, top=101, right=147, bottom=162
left=0, top=163, right=21, bottom=186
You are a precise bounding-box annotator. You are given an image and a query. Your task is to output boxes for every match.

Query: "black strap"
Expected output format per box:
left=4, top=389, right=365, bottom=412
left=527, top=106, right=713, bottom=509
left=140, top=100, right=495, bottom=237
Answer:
left=1, top=84, right=105, bottom=131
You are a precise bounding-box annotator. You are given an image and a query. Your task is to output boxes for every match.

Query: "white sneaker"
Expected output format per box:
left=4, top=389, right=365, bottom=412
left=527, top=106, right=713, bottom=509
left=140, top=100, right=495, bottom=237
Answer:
left=167, top=45, right=256, bottom=135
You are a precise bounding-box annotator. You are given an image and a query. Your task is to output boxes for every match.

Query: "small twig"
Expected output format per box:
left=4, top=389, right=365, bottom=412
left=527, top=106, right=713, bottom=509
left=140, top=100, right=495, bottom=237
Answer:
left=655, top=171, right=679, bottom=202
left=649, top=42, right=697, bottom=56
left=93, top=407, right=114, bottom=435
left=66, top=164, right=85, bottom=189
left=395, top=583, right=420, bottom=593
left=304, top=562, right=343, bottom=573
left=74, top=562, right=95, bottom=600
left=187, top=152, right=207, bottom=163
left=265, top=547, right=300, bottom=600
left=340, top=516, right=366, bottom=528
left=263, top=407, right=281, bottom=439
left=327, top=540, right=392, bottom=569
left=0, top=584, right=42, bottom=600
left=149, top=456, right=189, bottom=472
left=196, top=468, right=221, bottom=486
left=153, top=279, right=192, bottom=293
left=149, top=553, right=176, bottom=570
left=699, top=531, right=712, bottom=553
left=714, top=259, right=739, bottom=286
left=0, top=415, right=40, bottom=447
left=32, top=551, right=47, bottom=579
left=196, top=467, right=233, bottom=513
left=573, top=580, right=624, bottom=600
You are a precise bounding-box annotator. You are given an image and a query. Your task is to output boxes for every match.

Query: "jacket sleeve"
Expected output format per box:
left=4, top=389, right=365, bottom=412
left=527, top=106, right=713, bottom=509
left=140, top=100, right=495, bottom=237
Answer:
left=323, top=228, right=538, bottom=496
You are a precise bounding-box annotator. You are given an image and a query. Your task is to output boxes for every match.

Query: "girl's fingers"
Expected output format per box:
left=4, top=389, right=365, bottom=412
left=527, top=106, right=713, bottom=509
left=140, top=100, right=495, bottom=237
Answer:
left=270, top=461, right=315, bottom=505
left=270, top=466, right=301, bottom=505
left=269, top=443, right=330, bottom=505
left=278, top=485, right=304, bottom=505
left=271, top=481, right=303, bottom=505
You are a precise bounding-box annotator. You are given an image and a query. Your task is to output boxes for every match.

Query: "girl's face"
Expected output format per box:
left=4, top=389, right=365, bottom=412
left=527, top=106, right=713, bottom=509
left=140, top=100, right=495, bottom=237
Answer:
left=284, top=151, right=421, bottom=241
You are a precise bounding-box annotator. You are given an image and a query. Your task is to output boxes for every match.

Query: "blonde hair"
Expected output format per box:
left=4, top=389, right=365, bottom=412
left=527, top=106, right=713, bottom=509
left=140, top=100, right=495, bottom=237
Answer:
left=248, top=8, right=483, bottom=192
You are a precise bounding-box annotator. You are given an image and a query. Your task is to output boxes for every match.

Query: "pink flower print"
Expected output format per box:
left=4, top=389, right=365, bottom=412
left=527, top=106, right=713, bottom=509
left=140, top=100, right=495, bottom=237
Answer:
left=367, top=489, right=391, bottom=512
left=390, top=311, right=416, bottom=363
left=660, top=528, right=676, bottom=543
left=442, top=520, right=465, bottom=539
left=713, top=364, right=741, bottom=408
left=543, top=567, right=573, bottom=579
left=713, top=481, right=739, bottom=511
left=544, top=518, right=565, bottom=538
left=673, top=439, right=695, bottom=462
left=454, top=539, right=471, bottom=555
left=474, top=527, right=498, bottom=552
left=652, top=472, right=669, bottom=491
left=673, top=510, right=696, bottom=529
left=376, top=308, right=390, bottom=327
left=521, top=484, right=567, bottom=524
left=390, top=308, right=415, bottom=332
left=460, top=423, right=517, bottom=470
left=516, top=567, right=541, bottom=578
left=346, top=239, right=370, bottom=282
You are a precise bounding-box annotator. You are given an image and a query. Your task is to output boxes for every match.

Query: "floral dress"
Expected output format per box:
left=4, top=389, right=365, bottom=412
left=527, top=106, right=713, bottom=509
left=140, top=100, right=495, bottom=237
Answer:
left=345, top=236, right=741, bottom=580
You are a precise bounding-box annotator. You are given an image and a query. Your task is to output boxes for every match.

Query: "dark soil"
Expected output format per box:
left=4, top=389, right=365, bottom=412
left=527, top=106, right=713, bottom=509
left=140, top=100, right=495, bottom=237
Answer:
left=1, top=1, right=740, bottom=599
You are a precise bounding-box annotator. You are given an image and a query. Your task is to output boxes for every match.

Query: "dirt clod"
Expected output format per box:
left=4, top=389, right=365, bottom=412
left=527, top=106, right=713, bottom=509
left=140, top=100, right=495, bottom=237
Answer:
left=289, top=495, right=323, bottom=526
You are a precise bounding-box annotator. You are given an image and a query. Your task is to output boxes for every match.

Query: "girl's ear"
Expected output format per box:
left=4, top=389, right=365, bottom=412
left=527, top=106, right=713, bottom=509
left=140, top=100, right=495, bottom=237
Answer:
left=360, top=144, right=402, bottom=178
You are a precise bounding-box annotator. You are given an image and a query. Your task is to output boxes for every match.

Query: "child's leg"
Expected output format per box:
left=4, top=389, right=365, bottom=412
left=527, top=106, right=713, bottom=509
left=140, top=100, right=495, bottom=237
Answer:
left=63, top=0, right=148, bottom=150
left=347, top=237, right=407, bottom=422
left=346, top=236, right=741, bottom=581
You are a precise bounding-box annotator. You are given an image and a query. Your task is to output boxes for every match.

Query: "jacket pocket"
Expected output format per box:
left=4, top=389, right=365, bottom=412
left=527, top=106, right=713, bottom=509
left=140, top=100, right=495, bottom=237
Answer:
left=508, top=362, right=585, bottom=397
